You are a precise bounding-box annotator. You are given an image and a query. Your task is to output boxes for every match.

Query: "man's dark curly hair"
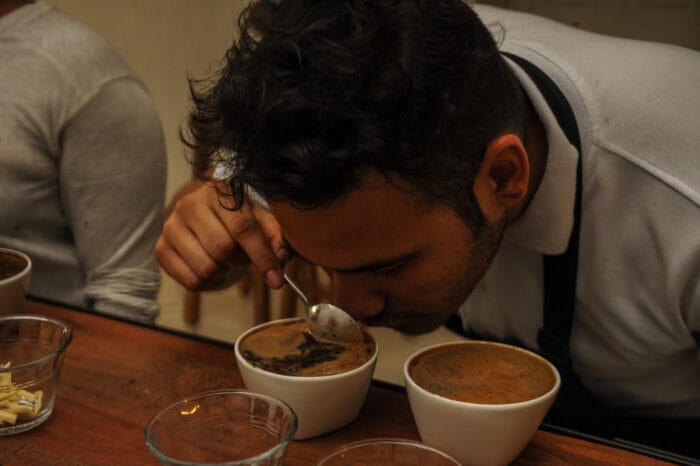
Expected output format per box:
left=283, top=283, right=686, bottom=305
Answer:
left=184, top=0, right=526, bottom=231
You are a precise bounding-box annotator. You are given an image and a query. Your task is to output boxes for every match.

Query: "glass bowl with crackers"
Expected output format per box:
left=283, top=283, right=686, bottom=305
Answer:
left=0, top=314, right=73, bottom=435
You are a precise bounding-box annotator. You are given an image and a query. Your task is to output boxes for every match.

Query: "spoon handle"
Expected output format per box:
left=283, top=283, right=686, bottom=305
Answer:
left=283, top=273, right=310, bottom=307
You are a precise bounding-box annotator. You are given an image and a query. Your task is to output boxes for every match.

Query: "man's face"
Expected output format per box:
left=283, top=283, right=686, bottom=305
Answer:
left=268, top=173, right=505, bottom=334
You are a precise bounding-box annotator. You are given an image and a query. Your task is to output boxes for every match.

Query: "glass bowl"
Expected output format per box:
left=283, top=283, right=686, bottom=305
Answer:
left=317, top=438, right=461, bottom=465
left=0, top=314, right=73, bottom=435
left=145, top=389, right=298, bottom=466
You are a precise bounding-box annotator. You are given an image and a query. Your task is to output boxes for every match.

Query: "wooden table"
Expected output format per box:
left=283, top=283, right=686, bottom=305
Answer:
left=2, top=299, right=681, bottom=465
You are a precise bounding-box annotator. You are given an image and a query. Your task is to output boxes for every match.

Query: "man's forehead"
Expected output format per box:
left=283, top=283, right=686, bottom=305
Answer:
left=269, top=180, right=456, bottom=273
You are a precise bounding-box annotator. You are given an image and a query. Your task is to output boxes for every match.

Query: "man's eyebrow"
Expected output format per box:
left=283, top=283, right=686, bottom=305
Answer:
left=332, top=250, right=420, bottom=274
left=282, top=236, right=419, bottom=274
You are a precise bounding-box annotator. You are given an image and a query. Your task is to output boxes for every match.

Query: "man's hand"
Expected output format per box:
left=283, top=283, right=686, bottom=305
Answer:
left=155, top=181, right=288, bottom=291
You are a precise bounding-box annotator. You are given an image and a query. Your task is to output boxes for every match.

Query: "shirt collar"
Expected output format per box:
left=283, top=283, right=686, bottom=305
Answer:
left=501, top=56, right=579, bottom=255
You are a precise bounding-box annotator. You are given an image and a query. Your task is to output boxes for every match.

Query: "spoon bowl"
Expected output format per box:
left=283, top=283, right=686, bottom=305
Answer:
left=284, top=273, right=364, bottom=343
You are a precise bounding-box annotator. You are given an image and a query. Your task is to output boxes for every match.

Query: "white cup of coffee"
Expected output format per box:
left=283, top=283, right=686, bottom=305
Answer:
left=235, top=317, right=378, bottom=439
left=0, top=248, right=32, bottom=314
left=404, top=340, right=560, bottom=466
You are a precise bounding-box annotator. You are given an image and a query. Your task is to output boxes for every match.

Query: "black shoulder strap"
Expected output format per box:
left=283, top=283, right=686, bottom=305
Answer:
left=503, top=52, right=583, bottom=371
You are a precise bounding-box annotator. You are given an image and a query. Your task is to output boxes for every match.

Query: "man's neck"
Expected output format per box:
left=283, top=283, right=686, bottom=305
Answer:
left=0, top=0, right=33, bottom=18
left=518, top=96, right=548, bottom=217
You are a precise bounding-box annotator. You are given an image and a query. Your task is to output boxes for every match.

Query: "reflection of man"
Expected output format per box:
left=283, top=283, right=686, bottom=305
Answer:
left=0, top=0, right=166, bottom=322
left=156, top=0, right=699, bottom=456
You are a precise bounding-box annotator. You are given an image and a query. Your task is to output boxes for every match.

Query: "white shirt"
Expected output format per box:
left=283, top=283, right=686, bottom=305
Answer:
left=458, top=5, right=700, bottom=418
left=0, top=2, right=166, bottom=321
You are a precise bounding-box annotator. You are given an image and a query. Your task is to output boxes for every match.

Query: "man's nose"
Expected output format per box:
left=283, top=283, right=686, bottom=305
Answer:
left=331, top=272, right=384, bottom=321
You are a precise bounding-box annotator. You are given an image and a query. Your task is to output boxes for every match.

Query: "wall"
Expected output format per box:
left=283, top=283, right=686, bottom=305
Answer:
left=477, top=0, right=699, bottom=51
left=47, top=0, right=247, bottom=203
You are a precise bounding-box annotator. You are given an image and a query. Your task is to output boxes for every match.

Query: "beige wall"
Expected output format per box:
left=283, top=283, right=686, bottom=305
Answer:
left=48, top=0, right=248, bottom=203
left=477, top=0, right=699, bottom=51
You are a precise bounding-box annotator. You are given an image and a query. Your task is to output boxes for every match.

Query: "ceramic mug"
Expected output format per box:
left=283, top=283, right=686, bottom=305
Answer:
left=0, top=248, right=32, bottom=314
left=404, top=340, right=561, bottom=466
left=235, top=317, right=378, bottom=439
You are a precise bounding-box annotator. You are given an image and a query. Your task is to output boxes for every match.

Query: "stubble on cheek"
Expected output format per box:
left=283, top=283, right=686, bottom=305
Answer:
left=413, top=217, right=506, bottom=331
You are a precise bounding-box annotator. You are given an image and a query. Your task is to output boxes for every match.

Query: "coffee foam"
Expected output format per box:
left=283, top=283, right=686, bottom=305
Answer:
left=409, top=342, right=556, bottom=404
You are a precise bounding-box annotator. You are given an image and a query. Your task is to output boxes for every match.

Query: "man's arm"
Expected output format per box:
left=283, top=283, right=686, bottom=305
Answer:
left=61, top=78, right=166, bottom=321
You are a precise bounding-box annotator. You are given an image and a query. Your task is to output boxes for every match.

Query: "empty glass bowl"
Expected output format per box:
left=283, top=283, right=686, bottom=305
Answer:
left=0, top=314, right=73, bottom=435
left=145, top=390, right=298, bottom=466
left=317, top=438, right=461, bottom=465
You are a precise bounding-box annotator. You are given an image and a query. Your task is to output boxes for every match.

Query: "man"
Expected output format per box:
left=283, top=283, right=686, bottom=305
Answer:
left=0, top=0, right=166, bottom=322
left=156, top=0, right=699, bottom=455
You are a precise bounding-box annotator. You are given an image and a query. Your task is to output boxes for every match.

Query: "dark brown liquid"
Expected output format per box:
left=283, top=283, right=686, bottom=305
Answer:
left=0, top=251, right=28, bottom=281
left=409, top=342, right=556, bottom=404
left=239, top=320, right=375, bottom=376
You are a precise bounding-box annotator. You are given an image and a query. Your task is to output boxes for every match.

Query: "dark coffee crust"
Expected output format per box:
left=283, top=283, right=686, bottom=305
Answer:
left=240, top=320, right=376, bottom=376
left=0, top=251, right=28, bottom=281
left=242, top=331, right=346, bottom=375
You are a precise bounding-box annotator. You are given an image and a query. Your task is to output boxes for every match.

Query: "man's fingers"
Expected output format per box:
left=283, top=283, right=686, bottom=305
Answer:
left=155, top=236, right=223, bottom=291
left=216, top=201, right=285, bottom=289
left=254, top=203, right=290, bottom=266
left=157, top=212, right=228, bottom=289
left=185, top=203, right=242, bottom=267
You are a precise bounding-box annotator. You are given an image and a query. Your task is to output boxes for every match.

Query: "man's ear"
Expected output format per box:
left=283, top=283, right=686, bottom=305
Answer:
left=473, top=133, right=530, bottom=223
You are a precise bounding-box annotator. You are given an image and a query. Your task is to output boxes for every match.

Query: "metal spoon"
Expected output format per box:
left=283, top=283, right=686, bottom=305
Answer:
left=283, top=273, right=364, bottom=343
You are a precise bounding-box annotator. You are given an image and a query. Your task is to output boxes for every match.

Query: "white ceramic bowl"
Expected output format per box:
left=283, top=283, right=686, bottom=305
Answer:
left=0, top=248, right=32, bottom=314
left=235, top=317, right=378, bottom=440
left=404, top=340, right=560, bottom=466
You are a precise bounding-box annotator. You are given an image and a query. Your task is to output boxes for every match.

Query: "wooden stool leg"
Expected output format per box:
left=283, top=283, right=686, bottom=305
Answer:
left=251, top=268, right=270, bottom=324
left=183, top=290, right=201, bottom=326
left=237, top=266, right=253, bottom=296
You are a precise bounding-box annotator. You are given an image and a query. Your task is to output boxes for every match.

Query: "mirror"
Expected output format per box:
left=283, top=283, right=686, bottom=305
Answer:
left=41, top=0, right=699, bottom=340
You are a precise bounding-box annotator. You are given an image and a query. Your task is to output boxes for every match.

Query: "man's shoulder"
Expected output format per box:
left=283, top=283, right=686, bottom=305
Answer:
left=476, top=6, right=700, bottom=201
left=472, top=4, right=589, bottom=43
left=19, top=4, right=136, bottom=88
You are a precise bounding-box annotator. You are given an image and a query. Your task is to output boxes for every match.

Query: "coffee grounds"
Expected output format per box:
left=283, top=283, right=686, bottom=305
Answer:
left=242, top=331, right=345, bottom=375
